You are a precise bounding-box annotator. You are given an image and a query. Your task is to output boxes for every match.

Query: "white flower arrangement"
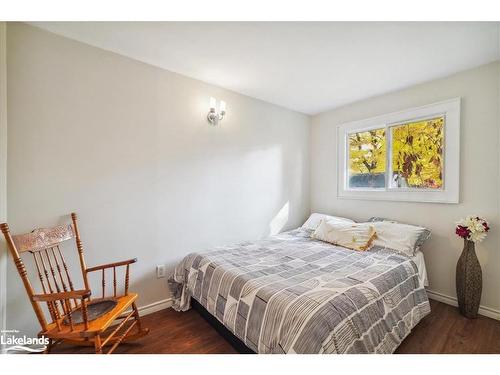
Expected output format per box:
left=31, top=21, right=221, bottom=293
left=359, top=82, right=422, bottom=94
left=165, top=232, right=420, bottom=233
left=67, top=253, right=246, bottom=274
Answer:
left=455, top=216, right=490, bottom=243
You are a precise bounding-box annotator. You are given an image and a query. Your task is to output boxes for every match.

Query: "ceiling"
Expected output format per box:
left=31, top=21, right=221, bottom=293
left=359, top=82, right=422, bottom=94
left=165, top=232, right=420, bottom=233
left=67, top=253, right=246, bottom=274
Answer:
left=29, top=22, right=499, bottom=115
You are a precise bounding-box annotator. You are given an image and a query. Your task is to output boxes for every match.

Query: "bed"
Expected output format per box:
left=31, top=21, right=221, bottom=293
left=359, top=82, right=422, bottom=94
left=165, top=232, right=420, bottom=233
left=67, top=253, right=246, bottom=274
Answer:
left=168, top=226, right=431, bottom=354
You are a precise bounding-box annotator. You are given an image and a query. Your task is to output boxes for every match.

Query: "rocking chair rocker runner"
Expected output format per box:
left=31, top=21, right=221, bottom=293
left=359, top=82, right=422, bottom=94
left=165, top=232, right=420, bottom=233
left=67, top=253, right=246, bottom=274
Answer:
left=1, top=213, right=149, bottom=354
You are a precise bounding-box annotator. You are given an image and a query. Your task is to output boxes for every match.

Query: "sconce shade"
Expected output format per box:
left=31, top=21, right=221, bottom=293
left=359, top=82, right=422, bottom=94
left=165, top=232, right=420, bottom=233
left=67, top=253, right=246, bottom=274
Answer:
left=209, top=97, right=216, bottom=110
left=207, top=97, right=226, bottom=126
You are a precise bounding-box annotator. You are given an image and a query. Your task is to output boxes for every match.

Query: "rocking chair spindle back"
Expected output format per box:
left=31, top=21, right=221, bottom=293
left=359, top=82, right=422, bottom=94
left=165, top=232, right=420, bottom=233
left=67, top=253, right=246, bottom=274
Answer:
left=0, top=212, right=149, bottom=354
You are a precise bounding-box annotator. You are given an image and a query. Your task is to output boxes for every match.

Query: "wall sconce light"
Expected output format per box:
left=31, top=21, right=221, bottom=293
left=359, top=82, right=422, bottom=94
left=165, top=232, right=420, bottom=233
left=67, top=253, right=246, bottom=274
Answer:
left=207, top=97, right=226, bottom=126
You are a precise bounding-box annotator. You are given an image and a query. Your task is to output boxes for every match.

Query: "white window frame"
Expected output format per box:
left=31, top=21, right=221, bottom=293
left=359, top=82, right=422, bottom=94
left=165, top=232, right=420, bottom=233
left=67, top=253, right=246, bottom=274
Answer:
left=337, top=98, right=460, bottom=204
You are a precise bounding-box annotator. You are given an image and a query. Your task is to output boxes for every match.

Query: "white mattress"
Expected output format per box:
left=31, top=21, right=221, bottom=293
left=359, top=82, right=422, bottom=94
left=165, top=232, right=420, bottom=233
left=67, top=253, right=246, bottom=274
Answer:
left=411, top=250, right=429, bottom=288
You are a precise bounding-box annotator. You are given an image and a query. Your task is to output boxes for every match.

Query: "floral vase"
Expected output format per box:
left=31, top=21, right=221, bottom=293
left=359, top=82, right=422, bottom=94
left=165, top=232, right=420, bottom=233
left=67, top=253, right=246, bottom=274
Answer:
left=455, top=239, right=482, bottom=318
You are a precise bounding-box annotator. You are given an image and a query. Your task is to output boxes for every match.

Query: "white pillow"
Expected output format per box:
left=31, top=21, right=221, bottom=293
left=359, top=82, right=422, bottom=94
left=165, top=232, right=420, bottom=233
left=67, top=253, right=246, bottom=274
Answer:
left=302, top=213, right=355, bottom=231
left=371, top=221, right=428, bottom=256
left=367, top=217, right=431, bottom=251
left=311, top=220, right=377, bottom=251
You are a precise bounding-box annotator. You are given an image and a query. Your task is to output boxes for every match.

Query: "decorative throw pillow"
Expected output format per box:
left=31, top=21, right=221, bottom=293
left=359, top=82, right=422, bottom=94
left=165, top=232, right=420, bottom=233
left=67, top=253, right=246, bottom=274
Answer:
left=302, top=213, right=355, bottom=231
left=367, top=217, right=431, bottom=252
left=311, top=220, right=377, bottom=251
left=370, top=221, right=429, bottom=256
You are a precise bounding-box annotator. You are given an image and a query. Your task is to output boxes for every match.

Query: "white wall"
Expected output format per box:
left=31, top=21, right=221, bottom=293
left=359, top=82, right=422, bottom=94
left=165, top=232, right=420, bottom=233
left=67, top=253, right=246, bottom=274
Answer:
left=6, top=23, right=310, bottom=336
left=0, top=22, right=8, bottom=352
left=6, top=22, right=499, bottom=339
left=311, top=62, right=500, bottom=315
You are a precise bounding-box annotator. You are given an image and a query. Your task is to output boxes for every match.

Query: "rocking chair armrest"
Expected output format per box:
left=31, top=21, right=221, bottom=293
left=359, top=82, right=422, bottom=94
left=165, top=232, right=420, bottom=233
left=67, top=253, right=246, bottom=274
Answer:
left=86, top=258, right=137, bottom=273
left=32, top=289, right=92, bottom=302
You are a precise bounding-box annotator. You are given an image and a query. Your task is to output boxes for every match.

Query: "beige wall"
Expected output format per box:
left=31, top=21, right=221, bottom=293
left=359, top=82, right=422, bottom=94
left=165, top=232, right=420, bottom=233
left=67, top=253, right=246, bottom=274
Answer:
left=0, top=22, right=8, bottom=347
left=311, top=62, right=500, bottom=315
left=6, top=22, right=500, bottom=338
left=6, top=23, right=310, bottom=335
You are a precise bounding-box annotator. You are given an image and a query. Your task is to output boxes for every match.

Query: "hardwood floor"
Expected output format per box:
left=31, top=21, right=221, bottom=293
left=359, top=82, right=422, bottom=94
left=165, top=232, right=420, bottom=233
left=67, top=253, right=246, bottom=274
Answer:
left=51, top=299, right=500, bottom=354
left=395, top=299, right=500, bottom=354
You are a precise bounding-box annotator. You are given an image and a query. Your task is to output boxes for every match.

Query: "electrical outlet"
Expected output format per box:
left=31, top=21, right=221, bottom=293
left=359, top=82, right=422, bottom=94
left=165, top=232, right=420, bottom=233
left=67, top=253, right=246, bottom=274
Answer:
left=156, top=265, right=166, bottom=278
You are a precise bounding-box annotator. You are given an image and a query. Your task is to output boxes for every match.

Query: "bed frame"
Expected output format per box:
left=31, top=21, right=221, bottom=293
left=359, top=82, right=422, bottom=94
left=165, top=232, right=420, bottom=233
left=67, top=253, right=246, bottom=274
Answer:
left=191, top=298, right=255, bottom=354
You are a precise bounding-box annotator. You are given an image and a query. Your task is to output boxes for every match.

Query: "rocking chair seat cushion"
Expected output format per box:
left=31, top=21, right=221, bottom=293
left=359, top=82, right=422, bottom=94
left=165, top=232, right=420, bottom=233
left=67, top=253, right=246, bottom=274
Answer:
left=63, top=299, right=118, bottom=325
left=43, top=293, right=138, bottom=339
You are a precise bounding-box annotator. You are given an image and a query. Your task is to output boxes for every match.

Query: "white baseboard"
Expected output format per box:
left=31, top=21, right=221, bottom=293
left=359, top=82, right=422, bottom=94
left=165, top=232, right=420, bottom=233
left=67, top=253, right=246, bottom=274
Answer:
left=426, top=289, right=500, bottom=321
left=111, top=298, right=172, bottom=326
left=137, top=298, right=172, bottom=316
left=133, top=292, right=500, bottom=323
left=136, top=293, right=500, bottom=322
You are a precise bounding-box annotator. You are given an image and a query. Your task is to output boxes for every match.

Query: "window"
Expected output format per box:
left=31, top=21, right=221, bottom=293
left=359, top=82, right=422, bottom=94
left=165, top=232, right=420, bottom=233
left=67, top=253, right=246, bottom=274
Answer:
left=338, top=98, right=460, bottom=203
left=348, top=128, right=386, bottom=189
left=390, top=116, right=444, bottom=190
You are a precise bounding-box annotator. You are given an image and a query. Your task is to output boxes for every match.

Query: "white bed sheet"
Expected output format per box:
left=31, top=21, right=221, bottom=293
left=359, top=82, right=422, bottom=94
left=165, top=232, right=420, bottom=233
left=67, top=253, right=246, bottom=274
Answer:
left=411, top=250, right=429, bottom=287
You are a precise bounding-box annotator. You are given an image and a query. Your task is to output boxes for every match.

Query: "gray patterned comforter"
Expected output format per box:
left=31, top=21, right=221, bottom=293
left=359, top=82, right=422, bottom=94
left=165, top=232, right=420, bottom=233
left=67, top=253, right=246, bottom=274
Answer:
left=168, top=228, right=430, bottom=354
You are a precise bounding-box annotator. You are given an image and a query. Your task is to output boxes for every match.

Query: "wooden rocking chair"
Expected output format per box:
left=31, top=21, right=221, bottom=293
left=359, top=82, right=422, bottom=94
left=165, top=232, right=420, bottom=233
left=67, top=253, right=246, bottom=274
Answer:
left=0, top=213, right=149, bottom=354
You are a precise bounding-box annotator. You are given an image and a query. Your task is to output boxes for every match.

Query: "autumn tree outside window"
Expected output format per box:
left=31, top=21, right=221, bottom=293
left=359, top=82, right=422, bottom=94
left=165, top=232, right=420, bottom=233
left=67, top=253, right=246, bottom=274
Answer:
left=338, top=99, right=460, bottom=203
